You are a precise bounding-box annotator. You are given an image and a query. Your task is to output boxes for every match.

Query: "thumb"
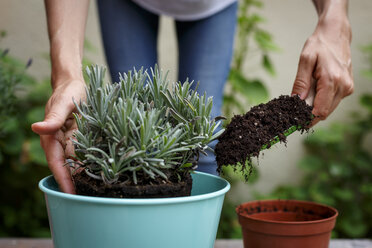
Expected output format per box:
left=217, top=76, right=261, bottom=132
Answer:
left=32, top=97, right=75, bottom=135
left=291, top=52, right=317, bottom=100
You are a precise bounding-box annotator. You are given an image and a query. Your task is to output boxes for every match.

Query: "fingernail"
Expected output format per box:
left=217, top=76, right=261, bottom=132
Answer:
left=32, top=121, right=45, bottom=126
left=291, top=93, right=302, bottom=99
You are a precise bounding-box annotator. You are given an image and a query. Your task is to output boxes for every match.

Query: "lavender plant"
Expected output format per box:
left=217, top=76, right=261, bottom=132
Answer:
left=72, top=65, right=223, bottom=185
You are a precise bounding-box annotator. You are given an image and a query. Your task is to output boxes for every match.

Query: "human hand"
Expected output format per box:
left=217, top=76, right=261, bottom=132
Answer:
left=291, top=15, right=353, bottom=126
left=32, top=79, right=86, bottom=194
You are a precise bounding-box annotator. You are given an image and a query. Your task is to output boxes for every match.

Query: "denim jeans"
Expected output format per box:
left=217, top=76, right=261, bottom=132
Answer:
left=97, top=0, right=238, bottom=175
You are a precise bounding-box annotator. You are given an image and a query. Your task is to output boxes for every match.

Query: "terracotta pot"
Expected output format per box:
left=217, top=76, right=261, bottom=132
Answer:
left=236, top=199, right=338, bottom=248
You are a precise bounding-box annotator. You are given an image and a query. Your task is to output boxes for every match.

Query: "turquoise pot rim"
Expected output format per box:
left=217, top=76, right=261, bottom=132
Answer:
left=39, top=171, right=230, bottom=205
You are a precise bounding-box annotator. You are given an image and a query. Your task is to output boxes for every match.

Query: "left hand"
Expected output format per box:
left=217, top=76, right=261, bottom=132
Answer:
left=32, top=78, right=86, bottom=194
left=292, top=16, right=354, bottom=126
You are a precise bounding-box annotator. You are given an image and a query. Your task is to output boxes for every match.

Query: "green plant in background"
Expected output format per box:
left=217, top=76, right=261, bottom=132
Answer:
left=217, top=0, right=277, bottom=238
left=223, top=0, right=278, bottom=119
left=217, top=166, right=260, bottom=239
left=73, top=65, right=223, bottom=184
left=258, top=44, right=372, bottom=238
left=0, top=33, right=52, bottom=237
left=0, top=32, right=99, bottom=237
left=0, top=31, right=32, bottom=134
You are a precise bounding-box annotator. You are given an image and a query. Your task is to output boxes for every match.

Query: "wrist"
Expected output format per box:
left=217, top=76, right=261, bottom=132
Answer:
left=315, top=0, right=351, bottom=42
left=50, top=59, right=84, bottom=90
left=51, top=63, right=84, bottom=90
left=51, top=69, right=84, bottom=91
left=316, top=16, right=351, bottom=43
left=50, top=43, right=84, bottom=88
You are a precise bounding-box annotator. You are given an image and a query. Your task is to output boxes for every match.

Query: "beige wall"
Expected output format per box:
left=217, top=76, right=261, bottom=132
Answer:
left=1, top=0, right=371, bottom=201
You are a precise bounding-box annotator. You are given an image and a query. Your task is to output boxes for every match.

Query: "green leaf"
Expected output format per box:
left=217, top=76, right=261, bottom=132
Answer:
left=361, top=70, right=372, bottom=79
left=298, top=155, right=323, bottom=171
left=84, top=39, right=97, bottom=53
left=332, top=188, right=354, bottom=201
left=246, top=166, right=259, bottom=184
left=305, top=125, right=344, bottom=145
left=26, top=79, right=51, bottom=104
left=1, top=117, right=19, bottom=133
left=262, top=54, right=275, bottom=76
left=223, top=94, right=245, bottom=114
left=309, top=183, right=334, bottom=206
left=338, top=212, right=368, bottom=238
left=360, top=94, right=372, bottom=113
left=1, top=123, right=24, bottom=155
left=29, top=138, right=47, bottom=166
left=4, top=133, right=24, bottom=154
left=360, top=183, right=372, bottom=195
left=254, top=29, right=280, bottom=52
left=180, top=162, right=193, bottom=169
left=229, top=70, right=268, bottom=104
left=238, top=14, right=265, bottom=26
left=329, top=162, right=351, bottom=177
left=26, top=106, right=45, bottom=125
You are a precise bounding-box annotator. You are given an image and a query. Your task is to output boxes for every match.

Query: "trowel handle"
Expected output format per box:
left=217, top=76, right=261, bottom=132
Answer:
left=305, top=78, right=316, bottom=106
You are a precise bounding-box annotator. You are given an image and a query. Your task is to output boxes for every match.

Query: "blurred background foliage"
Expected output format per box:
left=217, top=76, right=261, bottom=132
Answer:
left=218, top=0, right=276, bottom=238
left=0, top=32, right=51, bottom=237
left=223, top=0, right=278, bottom=119
left=0, top=32, right=95, bottom=237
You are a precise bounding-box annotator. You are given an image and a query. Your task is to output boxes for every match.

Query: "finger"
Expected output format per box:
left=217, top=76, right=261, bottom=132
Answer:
left=32, top=99, right=75, bottom=135
left=41, top=134, right=76, bottom=194
left=310, top=93, right=341, bottom=128
left=65, top=139, right=76, bottom=160
left=311, top=78, right=336, bottom=126
left=64, top=121, right=78, bottom=159
left=292, top=51, right=317, bottom=100
left=329, top=88, right=343, bottom=116
left=64, top=117, right=76, bottom=131
left=305, top=78, right=316, bottom=106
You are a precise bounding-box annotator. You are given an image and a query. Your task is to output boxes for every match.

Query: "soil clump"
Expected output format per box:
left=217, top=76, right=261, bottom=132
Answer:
left=215, top=95, right=313, bottom=177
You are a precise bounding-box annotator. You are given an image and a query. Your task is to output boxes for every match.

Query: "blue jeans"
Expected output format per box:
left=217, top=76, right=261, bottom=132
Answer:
left=97, top=0, right=237, bottom=175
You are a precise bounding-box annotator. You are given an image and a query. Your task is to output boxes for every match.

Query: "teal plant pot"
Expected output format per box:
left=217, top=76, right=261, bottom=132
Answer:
left=39, top=171, right=230, bottom=248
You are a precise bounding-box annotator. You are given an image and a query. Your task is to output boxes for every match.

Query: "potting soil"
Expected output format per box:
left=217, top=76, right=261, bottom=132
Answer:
left=73, top=170, right=192, bottom=198
left=215, top=95, right=313, bottom=179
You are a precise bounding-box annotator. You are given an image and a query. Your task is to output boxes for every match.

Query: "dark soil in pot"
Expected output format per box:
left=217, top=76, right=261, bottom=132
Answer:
left=73, top=171, right=192, bottom=198
left=216, top=95, right=313, bottom=176
left=237, top=199, right=335, bottom=222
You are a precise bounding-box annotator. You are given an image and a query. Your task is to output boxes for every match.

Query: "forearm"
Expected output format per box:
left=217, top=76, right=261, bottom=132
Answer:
left=312, top=0, right=351, bottom=42
left=44, top=0, right=89, bottom=88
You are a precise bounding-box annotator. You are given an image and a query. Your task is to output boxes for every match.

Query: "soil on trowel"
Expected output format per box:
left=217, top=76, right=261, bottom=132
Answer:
left=215, top=95, right=313, bottom=179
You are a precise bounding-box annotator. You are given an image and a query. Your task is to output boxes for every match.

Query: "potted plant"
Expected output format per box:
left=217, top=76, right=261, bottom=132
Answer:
left=39, top=65, right=230, bottom=248
left=236, top=199, right=338, bottom=248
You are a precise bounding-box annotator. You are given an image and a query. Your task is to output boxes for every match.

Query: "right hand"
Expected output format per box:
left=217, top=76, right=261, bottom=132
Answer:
left=32, top=78, right=86, bottom=194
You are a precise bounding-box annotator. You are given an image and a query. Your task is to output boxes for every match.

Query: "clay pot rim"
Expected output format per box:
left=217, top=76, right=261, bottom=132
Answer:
left=236, top=199, right=338, bottom=225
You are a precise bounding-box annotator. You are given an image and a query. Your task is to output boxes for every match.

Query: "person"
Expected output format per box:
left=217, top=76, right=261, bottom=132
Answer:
left=32, top=0, right=354, bottom=194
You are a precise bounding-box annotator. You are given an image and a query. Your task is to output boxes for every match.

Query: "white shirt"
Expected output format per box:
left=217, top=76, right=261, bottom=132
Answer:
left=132, top=0, right=237, bottom=21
